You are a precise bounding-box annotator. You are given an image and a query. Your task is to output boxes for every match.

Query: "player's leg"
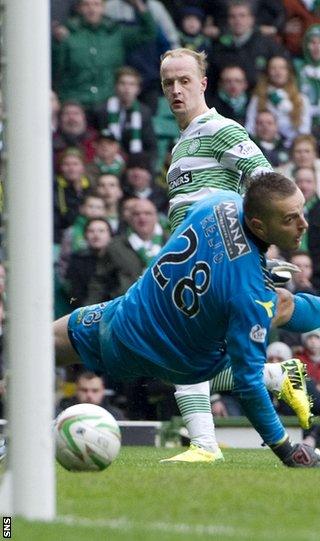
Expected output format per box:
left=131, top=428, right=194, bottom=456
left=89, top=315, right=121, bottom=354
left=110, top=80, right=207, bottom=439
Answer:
left=160, top=381, right=224, bottom=463
left=161, top=359, right=311, bottom=463
left=54, top=314, right=81, bottom=366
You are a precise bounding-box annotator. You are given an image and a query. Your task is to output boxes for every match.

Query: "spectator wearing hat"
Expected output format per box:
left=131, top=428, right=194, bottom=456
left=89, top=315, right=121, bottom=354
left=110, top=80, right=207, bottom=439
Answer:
left=53, top=101, right=98, bottom=171
left=124, top=152, right=169, bottom=216
left=178, top=6, right=211, bottom=54
left=93, top=66, right=157, bottom=167
left=86, top=129, right=125, bottom=187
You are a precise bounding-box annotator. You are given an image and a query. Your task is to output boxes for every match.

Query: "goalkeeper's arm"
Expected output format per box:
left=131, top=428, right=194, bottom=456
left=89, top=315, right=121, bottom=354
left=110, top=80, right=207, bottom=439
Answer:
left=273, top=290, right=320, bottom=332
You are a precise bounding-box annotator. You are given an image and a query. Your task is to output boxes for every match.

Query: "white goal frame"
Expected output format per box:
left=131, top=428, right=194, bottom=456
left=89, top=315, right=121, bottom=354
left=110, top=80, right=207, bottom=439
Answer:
left=0, top=0, right=55, bottom=519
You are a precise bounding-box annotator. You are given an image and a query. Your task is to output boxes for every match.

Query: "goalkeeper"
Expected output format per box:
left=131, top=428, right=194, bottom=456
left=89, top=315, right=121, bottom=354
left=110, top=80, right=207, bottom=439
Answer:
left=55, top=173, right=320, bottom=468
left=159, top=47, right=312, bottom=462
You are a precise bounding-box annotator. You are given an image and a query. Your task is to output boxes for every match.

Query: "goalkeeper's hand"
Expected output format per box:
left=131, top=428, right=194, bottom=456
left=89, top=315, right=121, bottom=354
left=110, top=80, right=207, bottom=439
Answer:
left=266, top=258, right=300, bottom=287
left=270, top=437, right=320, bottom=467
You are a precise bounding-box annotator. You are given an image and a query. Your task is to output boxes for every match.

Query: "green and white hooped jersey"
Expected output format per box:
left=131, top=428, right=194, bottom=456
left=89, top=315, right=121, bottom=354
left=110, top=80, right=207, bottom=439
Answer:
left=167, top=108, right=272, bottom=231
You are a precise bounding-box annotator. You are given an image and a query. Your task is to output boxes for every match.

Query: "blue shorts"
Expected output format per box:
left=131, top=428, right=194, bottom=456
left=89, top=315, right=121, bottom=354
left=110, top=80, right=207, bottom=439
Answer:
left=68, top=299, right=162, bottom=381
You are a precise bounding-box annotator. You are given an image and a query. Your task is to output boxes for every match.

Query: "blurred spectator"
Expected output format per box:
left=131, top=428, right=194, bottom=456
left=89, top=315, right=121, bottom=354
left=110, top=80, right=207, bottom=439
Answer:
left=252, top=110, right=290, bottom=167
left=246, top=56, right=312, bottom=148
left=209, top=65, right=249, bottom=125
left=118, top=195, right=140, bottom=232
left=51, top=90, right=61, bottom=134
left=201, top=0, right=286, bottom=37
left=93, top=66, right=157, bottom=166
left=51, top=0, right=79, bottom=26
left=53, top=101, right=98, bottom=169
left=52, top=0, right=156, bottom=110
left=58, top=193, right=107, bottom=279
left=177, top=6, right=211, bottom=53
left=64, top=217, right=113, bottom=307
left=266, top=341, right=293, bottom=363
left=282, top=0, right=320, bottom=57
left=95, top=174, right=123, bottom=233
left=211, top=391, right=242, bottom=418
left=86, top=129, right=125, bottom=186
left=294, top=168, right=320, bottom=288
left=105, top=0, right=180, bottom=48
left=295, top=24, right=320, bottom=136
left=56, top=370, right=126, bottom=419
left=277, top=134, right=320, bottom=194
left=255, top=0, right=286, bottom=37
left=298, top=330, right=320, bottom=386
left=266, top=341, right=297, bottom=417
left=54, top=148, right=92, bottom=244
left=207, top=0, right=286, bottom=94
left=86, top=198, right=168, bottom=303
left=289, top=250, right=318, bottom=294
left=124, top=152, right=168, bottom=216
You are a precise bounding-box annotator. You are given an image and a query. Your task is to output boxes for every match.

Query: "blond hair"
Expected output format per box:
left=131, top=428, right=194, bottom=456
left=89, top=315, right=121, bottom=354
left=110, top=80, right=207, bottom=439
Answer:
left=160, top=48, right=207, bottom=78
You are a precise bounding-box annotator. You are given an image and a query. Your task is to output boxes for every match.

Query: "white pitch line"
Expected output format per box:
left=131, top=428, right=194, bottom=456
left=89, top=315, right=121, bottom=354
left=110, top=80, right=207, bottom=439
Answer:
left=56, top=515, right=236, bottom=537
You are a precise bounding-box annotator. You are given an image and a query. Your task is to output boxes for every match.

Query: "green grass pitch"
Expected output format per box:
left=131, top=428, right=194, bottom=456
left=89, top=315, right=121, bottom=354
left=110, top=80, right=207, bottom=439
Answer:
left=7, top=446, right=320, bottom=541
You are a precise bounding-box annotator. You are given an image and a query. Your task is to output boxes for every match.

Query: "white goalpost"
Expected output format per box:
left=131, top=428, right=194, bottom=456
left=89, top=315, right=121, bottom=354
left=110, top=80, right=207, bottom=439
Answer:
left=0, top=0, right=55, bottom=519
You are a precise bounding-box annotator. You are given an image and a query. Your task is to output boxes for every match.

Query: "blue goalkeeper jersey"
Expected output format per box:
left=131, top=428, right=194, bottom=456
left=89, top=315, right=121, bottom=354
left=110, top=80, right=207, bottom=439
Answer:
left=109, top=191, right=285, bottom=444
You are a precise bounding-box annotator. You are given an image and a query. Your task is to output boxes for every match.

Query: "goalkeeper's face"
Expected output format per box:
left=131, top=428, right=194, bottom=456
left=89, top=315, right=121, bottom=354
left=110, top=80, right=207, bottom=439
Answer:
left=257, top=188, right=308, bottom=251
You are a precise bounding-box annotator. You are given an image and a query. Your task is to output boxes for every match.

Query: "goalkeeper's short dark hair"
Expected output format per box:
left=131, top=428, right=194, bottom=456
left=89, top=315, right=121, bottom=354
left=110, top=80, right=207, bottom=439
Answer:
left=243, top=172, right=298, bottom=221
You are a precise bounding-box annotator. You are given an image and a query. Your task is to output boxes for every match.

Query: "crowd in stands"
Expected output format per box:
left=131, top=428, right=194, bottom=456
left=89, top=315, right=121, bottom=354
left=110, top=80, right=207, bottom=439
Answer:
left=1, top=0, right=320, bottom=434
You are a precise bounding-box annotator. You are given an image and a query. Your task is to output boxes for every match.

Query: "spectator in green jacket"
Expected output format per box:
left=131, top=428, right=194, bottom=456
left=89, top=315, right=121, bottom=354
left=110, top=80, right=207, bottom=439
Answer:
left=52, top=0, right=156, bottom=111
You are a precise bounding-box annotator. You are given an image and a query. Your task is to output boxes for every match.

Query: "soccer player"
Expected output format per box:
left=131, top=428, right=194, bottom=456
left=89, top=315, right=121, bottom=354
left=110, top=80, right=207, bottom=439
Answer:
left=159, top=47, right=309, bottom=462
left=54, top=173, right=320, bottom=468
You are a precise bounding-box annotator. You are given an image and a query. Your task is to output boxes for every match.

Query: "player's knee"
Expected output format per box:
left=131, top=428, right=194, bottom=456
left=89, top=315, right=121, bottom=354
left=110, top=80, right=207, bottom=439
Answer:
left=53, top=315, right=76, bottom=365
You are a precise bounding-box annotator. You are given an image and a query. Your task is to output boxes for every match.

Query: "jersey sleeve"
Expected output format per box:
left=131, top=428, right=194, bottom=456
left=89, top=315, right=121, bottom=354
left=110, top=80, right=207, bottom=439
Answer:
left=210, top=122, right=273, bottom=176
left=226, top=290, right=286, bottom=445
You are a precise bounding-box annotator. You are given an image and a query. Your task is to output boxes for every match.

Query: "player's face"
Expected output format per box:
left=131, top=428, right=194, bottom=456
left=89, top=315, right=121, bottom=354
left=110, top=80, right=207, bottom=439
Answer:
left=161, top=54, right=207, bottom=128
left=262, top=188, right=308, bottom=251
